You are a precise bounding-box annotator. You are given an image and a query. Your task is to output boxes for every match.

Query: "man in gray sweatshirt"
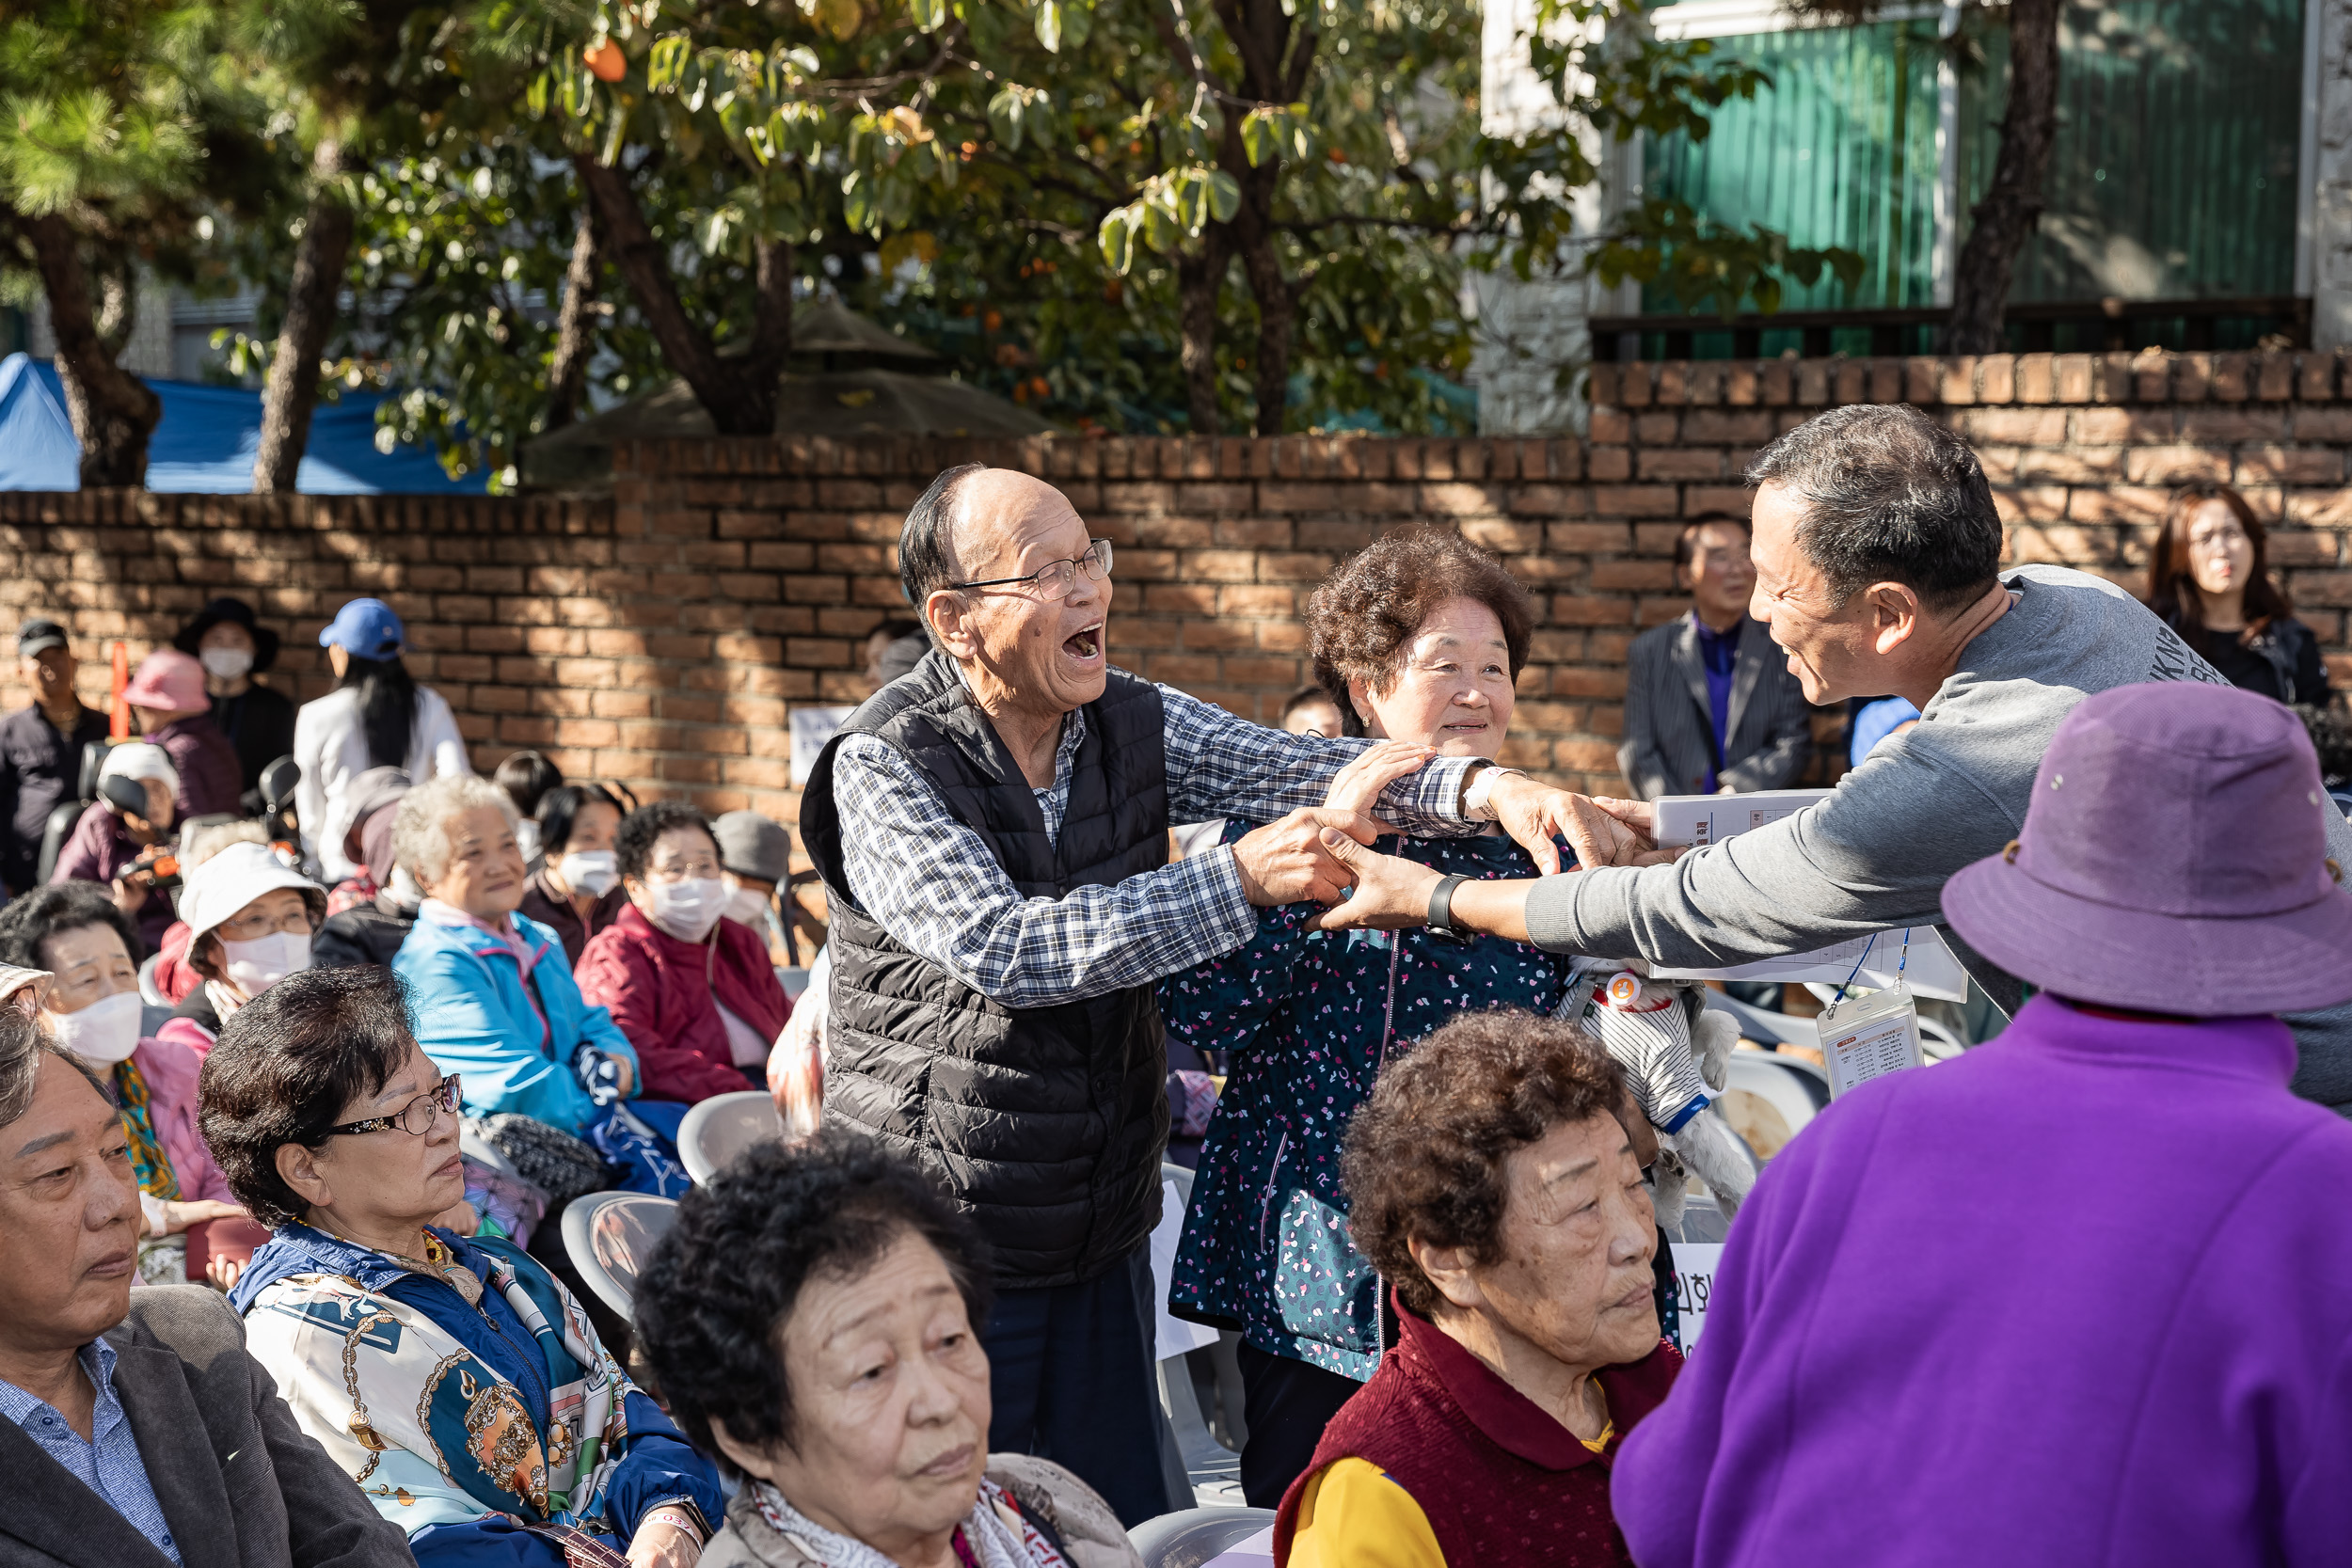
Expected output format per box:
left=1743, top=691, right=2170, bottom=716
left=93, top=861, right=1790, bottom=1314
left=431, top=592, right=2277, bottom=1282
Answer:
left=1319, top=404, right=2352, bottom=1110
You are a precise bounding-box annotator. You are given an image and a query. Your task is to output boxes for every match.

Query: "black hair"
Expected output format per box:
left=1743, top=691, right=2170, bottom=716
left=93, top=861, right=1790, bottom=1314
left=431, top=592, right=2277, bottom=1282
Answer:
left=493, top=751, right=564, bottom=820
left=1279, top=686, right=1341, bottom=725
left=535, top=782, right=634, bottom=857
left=898, top=463, right=985, bottom=617
left=615, top=800, right=719, bottom=883
left=633, top=1133, right=993, bottom=1474
left=1673, top=512, right=1751, bottom=573
left=1744, top=404, right=2002, bottom=614
left=0, top=880, right=147, bottom=970
left=339, top=654, right=421, bottom=771
left=871, top=617, right=922, bottom=642
left=197, top=965, right=419, bottom=1226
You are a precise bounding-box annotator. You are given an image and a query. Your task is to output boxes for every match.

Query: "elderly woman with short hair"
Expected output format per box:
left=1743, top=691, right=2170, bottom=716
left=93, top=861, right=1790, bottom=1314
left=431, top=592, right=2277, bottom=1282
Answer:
left=633, top=1134, right=1141, bottom=1568
left=574, top=801, right=793, bottom=1107
left=205, top=965, right=723, bottom=1568
left=1159, top=527, right=1600, bottom=1505
left=1274, top=1008, right=1680, bottom=1568
left=388, top=773, right=645, bottom=1137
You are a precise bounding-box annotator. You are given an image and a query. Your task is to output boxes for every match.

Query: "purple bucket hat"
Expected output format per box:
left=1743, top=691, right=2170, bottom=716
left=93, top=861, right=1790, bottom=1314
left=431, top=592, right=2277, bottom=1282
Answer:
left=1943, top=681, right=2352, bottom=1017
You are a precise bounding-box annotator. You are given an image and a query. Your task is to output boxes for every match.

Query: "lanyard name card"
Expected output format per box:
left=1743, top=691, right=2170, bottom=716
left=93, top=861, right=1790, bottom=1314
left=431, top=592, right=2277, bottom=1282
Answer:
left=1818, top=929, right=1924, bottom=1101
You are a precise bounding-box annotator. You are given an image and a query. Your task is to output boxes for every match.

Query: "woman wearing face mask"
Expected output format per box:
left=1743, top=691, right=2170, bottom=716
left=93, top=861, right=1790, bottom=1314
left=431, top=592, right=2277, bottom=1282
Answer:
left=517, top=783, right=632, bottom=967
left=152, top=840, right=326, bottom=1058
left=173, top=596, right=298, bottom=796
left=575, top=801, right=794, bottom=1106
left=0, top=881, right=247, bottom=1283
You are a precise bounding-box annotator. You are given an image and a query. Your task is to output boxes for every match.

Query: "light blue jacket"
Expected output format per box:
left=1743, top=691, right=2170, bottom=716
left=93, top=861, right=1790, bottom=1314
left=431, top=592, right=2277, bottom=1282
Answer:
left=391, top=911, right=639, bottom=1135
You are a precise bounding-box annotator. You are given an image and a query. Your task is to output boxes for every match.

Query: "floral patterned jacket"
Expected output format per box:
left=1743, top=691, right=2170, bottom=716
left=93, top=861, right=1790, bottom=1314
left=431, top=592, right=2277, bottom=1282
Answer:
left=1159, top=824, right=1580, bottom=1381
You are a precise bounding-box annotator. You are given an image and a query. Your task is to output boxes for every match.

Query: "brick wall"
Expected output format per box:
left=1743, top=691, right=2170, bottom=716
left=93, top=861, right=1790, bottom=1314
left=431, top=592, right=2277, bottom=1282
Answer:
left=4, top=348, right=2347, bottom=857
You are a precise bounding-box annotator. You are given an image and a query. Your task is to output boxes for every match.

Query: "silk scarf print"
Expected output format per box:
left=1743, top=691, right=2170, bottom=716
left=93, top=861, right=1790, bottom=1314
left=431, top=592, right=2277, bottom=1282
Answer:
left=243, top=1240, right=633, bottom=1537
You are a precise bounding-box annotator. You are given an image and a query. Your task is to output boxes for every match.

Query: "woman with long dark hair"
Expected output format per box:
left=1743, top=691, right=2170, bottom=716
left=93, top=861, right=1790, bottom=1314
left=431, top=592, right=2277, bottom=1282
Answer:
left=293, top=598, right=473, bottom=882
left=2147, top=483, right=2331, bottom=705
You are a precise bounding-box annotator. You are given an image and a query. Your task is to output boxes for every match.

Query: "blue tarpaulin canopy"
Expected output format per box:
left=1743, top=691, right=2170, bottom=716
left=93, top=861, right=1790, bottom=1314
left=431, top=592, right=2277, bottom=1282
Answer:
left=0, top=355, right=486, bottom=494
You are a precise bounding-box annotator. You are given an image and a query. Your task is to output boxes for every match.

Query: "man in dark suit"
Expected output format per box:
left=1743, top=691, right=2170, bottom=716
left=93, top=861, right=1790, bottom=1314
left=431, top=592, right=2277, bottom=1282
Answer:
left=0, top=995, right=412, bottom=1568
left=1618, top=514, right=1814, bottom=800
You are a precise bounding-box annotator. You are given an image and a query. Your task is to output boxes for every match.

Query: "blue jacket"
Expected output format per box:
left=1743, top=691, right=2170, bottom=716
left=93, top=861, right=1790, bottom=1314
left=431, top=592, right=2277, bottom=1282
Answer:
left=1160, top=825, right=1580, bottom=1382
left=231, top=1223, right=721, bottom=1568
left=391, top=911, right=640, bottom=1135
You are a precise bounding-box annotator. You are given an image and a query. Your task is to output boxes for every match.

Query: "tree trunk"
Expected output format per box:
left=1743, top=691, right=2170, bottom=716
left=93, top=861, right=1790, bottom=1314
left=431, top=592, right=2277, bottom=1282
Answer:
left=1947, top=0, right=2059, bottom=355
left=573, top=153, right=794, bottom=435
left=1234, top=206, right=1295, bottom=436
left=544, top=204, right=601, bottom=432
left=255, top=138, right=358, bottom=494
left=1176, top=232, right=1227, bottom=435
left=23, top=214, right=161, bottom=488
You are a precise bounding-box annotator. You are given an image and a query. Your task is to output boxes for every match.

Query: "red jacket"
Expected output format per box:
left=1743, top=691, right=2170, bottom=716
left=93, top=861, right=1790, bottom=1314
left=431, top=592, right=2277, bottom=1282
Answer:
left=1276, top=1291, right=1682, bottom=1568
left=573, top=902, right=793, bottom=1105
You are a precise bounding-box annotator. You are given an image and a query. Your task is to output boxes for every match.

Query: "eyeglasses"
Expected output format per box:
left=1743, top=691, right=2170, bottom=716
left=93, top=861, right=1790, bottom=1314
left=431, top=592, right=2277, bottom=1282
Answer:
left=947, top=539, right=1113, bottom=597
left=324, top=1075, right=462, bottom=1139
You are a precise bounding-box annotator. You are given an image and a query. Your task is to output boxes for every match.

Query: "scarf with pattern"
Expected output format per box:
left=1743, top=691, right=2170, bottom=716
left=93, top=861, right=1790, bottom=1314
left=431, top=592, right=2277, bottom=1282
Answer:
left=113, top=1060, right=179, bottom=1201
left=750, top=1478, right=1070, bottom=1568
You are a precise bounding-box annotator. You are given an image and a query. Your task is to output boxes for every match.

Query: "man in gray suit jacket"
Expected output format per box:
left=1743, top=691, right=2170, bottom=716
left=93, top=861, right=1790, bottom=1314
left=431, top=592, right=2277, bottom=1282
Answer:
left=1618, top=514, right=1814, bottom=800
left=0, top=1000, right=412, bottom=1568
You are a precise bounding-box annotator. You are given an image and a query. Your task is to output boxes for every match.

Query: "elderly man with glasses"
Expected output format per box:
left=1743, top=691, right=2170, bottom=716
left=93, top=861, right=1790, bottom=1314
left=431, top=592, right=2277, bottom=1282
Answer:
left=799, top=463, right=1598, bottom=1525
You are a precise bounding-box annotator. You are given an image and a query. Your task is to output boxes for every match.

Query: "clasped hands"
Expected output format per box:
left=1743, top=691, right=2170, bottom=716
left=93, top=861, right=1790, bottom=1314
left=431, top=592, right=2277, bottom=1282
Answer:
left=1230, top=742, right=1678, bottom=921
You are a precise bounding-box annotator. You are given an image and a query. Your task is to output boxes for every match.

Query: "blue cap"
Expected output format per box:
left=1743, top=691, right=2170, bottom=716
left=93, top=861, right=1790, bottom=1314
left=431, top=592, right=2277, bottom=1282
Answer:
left=319, top=598, right=406, bottom=659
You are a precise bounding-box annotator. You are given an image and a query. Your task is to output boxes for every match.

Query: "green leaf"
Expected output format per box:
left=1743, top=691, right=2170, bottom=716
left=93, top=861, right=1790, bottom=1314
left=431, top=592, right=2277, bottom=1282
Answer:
left=842, top=168, right=874, bottom=231
left=1241, top=108, right=1277, bottom=168
left=1059, top=0, right=1093, bottom=48
left=1207, top=169, right=1240, bottom=223
left=1034, top=0, right=1061, bottom=52
left=988, top=84, right=1025, bottom=150
left=647, top=35, right=690, bottom=92
left=1098, top=207, right=1133, bottom=273
left=912, top=0, right=950, bottom=30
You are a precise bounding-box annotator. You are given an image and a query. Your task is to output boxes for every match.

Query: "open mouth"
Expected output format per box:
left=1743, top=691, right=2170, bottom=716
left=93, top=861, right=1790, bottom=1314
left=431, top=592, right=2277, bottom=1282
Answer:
left=1063, top=624, right=1104, bottom=660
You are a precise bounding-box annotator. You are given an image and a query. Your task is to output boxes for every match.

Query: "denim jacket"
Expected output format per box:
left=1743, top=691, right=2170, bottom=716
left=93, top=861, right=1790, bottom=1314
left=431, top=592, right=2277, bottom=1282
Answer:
left=1159, top=824, right=1579, bottom=1380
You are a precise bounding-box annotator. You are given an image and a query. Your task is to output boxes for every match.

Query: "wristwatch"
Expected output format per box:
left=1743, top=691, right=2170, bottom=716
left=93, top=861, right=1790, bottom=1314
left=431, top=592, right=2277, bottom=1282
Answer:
left=1427, top=873, right=1472, bottom=943
left=1461, top=763, right=1527, bottom=822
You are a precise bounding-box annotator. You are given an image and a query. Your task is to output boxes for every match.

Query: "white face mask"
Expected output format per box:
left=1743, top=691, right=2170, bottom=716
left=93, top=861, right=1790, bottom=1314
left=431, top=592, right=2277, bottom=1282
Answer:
left=646, top=877, right=727, bottom=942
left=387, top=865, right=424, bottom=910
left=220, top=930, right=312, bottom=996
left=515, top=820, right=542, bottom=864
left=723, top=885, right=771, bottom=928
left=559, top=849, right=619, bottom=898
left=200, top=647, right=254, bottom=681
left=47, top=990, right=144, bottom=1065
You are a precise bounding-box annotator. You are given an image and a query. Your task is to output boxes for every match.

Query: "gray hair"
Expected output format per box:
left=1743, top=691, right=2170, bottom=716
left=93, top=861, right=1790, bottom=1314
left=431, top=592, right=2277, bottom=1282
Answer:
left=391, top=773, right=519, bottom=888
left=0, top=1006, right=107, bottom=1132
left=1744, top=404, right=2002, bottom=614
left=898, top=464, right=985, bottom=640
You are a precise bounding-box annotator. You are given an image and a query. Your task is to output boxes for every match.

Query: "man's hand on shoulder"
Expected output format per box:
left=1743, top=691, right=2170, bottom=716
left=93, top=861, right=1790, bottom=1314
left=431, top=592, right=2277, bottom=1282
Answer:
left=1232, top=807, right=1379, bottom=907
left=1486, top=773, right=1680, bottom=872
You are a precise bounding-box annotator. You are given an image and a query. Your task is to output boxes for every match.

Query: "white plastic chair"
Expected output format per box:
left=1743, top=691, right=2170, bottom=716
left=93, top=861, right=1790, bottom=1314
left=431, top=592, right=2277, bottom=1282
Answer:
left=1157, top=1163, right=1245, bottom=1508
left=676, top=1090, right=784, bottom=1185
left=1128, top=1506, right=1275, bottom=1568
left=560, top=1191, right=678, bottom=1324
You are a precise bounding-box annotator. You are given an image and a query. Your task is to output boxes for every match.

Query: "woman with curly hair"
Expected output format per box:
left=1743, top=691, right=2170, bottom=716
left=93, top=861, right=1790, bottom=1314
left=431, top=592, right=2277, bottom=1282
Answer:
left=1158, top=528, right=1597, bottom=1506
left=633, top=1133, right=1144, bottom=1568
left=1274, top=1008, right=1679, bottom=1568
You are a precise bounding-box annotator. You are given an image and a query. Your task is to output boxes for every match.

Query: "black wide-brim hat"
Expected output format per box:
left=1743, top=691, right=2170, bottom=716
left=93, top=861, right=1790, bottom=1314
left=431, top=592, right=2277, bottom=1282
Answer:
left=173, top=596, right=280, bottom=674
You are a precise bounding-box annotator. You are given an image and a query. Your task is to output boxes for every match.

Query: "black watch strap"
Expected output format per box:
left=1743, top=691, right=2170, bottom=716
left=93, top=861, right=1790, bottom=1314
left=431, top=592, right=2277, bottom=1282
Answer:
left=1427, top=873, right=1471, bottom=943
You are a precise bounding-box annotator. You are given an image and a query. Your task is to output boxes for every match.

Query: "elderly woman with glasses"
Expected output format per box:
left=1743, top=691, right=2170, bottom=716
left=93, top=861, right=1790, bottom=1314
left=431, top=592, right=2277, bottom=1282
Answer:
left=203, top=965, right=723, bottom=1568
left=574, top=802, right=794, bottom=1107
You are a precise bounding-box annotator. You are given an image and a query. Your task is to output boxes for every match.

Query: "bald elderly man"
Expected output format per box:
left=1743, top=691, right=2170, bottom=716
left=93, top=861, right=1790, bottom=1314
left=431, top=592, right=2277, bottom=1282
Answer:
left=800, top=464, right=1596, bottom=1523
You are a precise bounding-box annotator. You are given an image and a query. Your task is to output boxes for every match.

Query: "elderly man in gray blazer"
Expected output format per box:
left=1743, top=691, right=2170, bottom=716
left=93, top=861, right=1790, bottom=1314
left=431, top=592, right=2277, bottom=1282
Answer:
left=1619, top=514, right=1815, bottom=800
left=0, top=990, right=412, bottom=1568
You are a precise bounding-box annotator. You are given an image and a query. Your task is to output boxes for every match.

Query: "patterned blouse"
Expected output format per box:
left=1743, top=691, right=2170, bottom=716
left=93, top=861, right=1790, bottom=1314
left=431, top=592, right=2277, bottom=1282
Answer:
left=1159, top=824, right=1581, bottom=1381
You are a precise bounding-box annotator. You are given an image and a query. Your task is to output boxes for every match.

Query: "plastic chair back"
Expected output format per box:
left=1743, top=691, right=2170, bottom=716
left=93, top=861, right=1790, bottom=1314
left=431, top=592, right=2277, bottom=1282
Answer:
left=1127, top=1507, right=1276, bottom=1568
left=560, top=1191, right=678, bottom=1324
left=676, top=1089, right=785, bottom=1185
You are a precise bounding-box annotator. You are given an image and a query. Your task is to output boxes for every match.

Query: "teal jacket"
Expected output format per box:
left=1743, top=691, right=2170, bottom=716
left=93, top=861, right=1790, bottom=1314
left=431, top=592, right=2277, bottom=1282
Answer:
left=391, top=911, right=639, bottom=1135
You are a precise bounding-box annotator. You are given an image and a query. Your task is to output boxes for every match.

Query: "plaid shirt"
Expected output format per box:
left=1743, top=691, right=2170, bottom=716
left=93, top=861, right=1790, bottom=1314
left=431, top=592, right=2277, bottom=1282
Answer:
left=830, top=683, right=1480, bottom=1007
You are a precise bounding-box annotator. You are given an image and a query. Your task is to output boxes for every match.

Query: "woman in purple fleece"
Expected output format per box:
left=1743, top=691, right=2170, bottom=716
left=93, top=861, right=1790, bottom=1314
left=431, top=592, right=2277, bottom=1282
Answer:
left=1612, top=679, right=2352, bottom=1568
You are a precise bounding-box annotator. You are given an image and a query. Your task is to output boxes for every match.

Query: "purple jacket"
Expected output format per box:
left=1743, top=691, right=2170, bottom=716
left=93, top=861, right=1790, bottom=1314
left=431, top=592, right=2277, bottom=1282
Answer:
left=148, top=713, right=243, bottom=819
left=1613, top=996, right=2352, bottom=1568
left=51, top=801, right=175, bottom=954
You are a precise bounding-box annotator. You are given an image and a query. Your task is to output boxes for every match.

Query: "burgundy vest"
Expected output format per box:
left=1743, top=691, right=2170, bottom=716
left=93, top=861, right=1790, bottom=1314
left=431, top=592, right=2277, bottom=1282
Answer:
left=1274, top=1295, right=1683, bottom=1568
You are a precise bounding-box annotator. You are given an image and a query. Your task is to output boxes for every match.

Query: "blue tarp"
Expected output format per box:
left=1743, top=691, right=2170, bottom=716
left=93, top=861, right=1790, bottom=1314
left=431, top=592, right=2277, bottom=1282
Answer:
left=0, top=355, right=486, bottom=494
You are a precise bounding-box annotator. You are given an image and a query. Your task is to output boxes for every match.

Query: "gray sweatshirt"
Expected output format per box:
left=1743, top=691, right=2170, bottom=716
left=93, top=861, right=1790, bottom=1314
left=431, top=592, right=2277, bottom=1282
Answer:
left=1526, top=564, right=2352, bottom=1111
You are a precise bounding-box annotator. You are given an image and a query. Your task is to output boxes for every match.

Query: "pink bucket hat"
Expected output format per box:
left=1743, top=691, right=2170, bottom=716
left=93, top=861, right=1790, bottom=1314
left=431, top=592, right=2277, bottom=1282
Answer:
left=121, top=648, right=208, bottom=714
left=1942, top=681, right=2352, bottom=1017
